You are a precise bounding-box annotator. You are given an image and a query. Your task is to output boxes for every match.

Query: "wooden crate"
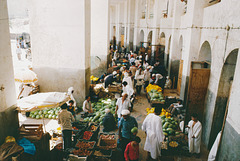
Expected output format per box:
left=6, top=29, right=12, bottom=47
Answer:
left=19, top=124, right=43, bottom=140
left=108, top=86, right=121, bottom=93
left=146, top=93, right=165, bottom=107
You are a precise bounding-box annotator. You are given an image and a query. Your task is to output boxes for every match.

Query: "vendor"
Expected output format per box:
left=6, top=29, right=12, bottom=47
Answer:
left=82, top=96, right=93, bottom=114
left=50, top=139, right=65, bottom=161
left=99, top=73, right=107, bottom=83
left=58, top=103, right=75, bottom=150
left=149, top=74, right=156, bottom=84
left=168, top=99, right=183, bottom=115
left=67, top=100, right=76, bottom=118
left=102, top=108, right=116, bottom=132
left=104, top=71, right=117, bottom=88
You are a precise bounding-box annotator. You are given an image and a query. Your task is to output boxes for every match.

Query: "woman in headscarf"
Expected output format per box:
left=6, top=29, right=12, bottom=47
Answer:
left=67, top=87, right=76, bottom=107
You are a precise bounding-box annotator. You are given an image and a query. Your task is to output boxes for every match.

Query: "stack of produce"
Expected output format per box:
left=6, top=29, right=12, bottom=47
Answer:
left=148, top=89, right=165, bottom=102
left=161, top=115, right=180, bottom=137
left=99, top=134, right=115, bottom=140
left=73, top=149, right=92, bottom=156
left=76, top=140, right=95, bottom=149
left=146, top=84, right=162, bottom=93
left=83, top=99, right=116, bottom=124
left=90, top=75, right=99, bottom=82
left=146, top=108, right=171, bottom=117
left=29, top=107, right=61, bottom=119
left=82, top=131, right=93, bottom=140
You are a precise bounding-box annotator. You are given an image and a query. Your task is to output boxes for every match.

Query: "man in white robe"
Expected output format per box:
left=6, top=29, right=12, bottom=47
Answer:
left=187, top=113, right=202, bottom=157
left=142, top=107, right=164, bottom=160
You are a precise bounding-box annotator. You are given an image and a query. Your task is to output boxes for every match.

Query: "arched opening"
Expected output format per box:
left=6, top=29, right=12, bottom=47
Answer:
left=147, top=31, right=153, bottom=47
left=158, top=32, right=165, bottom=66
left=165, top=35, right=171, bottom=71
left=208, top=49, right=238, bottom=149
left=139, top=30, right=144, bottom=47
left=198, top=41, right=211, bottom=68
left=175, top=36, right=183, bottom=91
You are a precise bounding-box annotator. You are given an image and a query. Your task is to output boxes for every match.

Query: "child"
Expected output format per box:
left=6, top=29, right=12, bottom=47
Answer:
left=67, top=100, right=76, bottom=118
left=124, top=136, right=141, bottom=161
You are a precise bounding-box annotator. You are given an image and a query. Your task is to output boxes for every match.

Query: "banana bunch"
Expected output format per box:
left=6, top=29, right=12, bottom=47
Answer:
left=160, top=108, right=171, bottom=118
left=146, top=107, right=155, bottom=115
left=90, top=75, right=99, bottom=82
left=169, top=141, right=178, bottom=148
left=146, top=84, right=162, bottom=93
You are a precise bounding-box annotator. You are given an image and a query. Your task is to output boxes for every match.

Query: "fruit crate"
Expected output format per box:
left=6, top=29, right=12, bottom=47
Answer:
left=108, top=85, right=121, bottom=93
left=146, top=93, right=165, bottom=107
left=98, top=133, right=116, bottom=140
left=19, top=124, right=43, bottom=140
left=75, top=140, right=96, bottom=150
left=97, top=136, right=117, bottom=150
left=93, top=148, right=112, bottom=158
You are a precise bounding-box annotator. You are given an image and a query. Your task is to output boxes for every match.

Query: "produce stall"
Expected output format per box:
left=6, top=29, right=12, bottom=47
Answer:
left=146, top=85, right=165, bottom=107
left=146, top=107, right=187, bottom=156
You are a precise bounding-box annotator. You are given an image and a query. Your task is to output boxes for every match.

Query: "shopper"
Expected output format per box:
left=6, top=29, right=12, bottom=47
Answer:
left=186, top=113, right=202, bottom=158
left=118, top=110, right=138, bottom=152
left=58, top=103, right=75, bottom=150
left=142, top=107, right=164, bottom=160
left=124, top=136, right=141, bottom=161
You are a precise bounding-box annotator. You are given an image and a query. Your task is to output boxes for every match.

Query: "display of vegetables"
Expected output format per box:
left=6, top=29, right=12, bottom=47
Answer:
left=146, top=84, right=162, bottom=93
left=169, top=141, right=179, bottom=148
left=100, top=134, right=115, bottom=140
left=83, top=99, right=117, bottom=124
left=82, top=131, right=93, bottom=140
left=76, top=140, right=95, bottom=149
left=73, top=149, right=92, bottom=156
left=148, top=89, right=165, bottom=102
left=146, top=108, right=171, bottom=118
left=90, top=125, right=98, bottom=131
left=161, top=115, right=179, bottom=137
left=29, top=107, right=61, bottom=119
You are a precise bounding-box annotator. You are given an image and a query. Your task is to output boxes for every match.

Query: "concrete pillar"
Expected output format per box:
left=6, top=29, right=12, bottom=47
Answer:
left=91, top=0, right=109, bottom=76
left=168, top=0, right=184, bottom=84
left=30, top=0, right=91, bottom=105
left=0, top=0, right=16, bottom=110
left=133, top=0, right=140, bottom=51
left=151, top=0, right=160, bottom=53
left=180, top=0, right=208, bottom=99
left=126, top=0, right=132, bottom=50
left=0, top=0, right=19, bottom=145
left=115, top=4, right=121, bottom=46
left=123, top=1, right=128, bottom=48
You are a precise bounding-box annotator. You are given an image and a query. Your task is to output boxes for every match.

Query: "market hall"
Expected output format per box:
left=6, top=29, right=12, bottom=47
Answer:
left=0, top=0, right=240, bottom=161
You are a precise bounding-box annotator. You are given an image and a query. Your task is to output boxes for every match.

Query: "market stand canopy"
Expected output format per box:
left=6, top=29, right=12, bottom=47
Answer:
left=14, top=69, right=38, bottom=83
left=17, top=92, right=70, bottom=112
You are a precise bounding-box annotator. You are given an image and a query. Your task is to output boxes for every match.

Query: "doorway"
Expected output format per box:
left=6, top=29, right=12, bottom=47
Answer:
left=208, top=49, right=238, bottom=149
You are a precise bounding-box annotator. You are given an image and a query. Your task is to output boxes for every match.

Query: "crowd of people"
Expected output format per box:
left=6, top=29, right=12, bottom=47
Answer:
left=53, top=49, right=202, bottom=160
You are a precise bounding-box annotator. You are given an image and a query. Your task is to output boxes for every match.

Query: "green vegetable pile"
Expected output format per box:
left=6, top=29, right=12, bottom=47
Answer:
left=148, top=89, right=165, bottom=102
left=161, top=115, right=180, bottom=137
left=29, top=107, right=61, bottom=119
left=83, top=99, right=116, bottom=124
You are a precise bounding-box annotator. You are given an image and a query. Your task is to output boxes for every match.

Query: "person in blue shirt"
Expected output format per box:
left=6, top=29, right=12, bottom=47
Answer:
left=118, top=110, right=138, bottom=153
left=104, top=71, right=117, bottom=88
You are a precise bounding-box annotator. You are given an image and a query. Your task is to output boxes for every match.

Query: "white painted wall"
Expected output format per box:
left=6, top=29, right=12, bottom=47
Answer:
left=91, top=0, right=109, bottom=76
left=0, top=0, right=16, bottom=110
left=7, top=0, right=30, bottom=19
left=30, top=0, right=91, bottom=105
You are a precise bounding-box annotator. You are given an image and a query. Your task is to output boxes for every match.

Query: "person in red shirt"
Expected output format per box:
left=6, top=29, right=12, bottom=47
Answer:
left=124, top=136, right=141, bottom=161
